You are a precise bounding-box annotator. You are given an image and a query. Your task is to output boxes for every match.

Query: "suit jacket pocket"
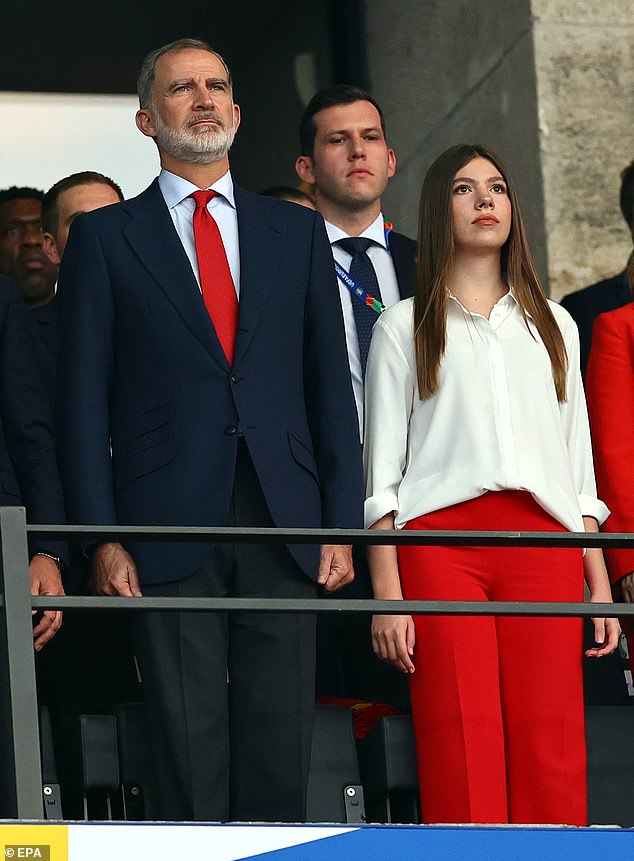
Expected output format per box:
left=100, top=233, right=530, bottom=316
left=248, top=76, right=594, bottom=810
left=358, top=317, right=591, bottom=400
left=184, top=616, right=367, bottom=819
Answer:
left=114, top=437, right=177, bottom=490
left=288, top=431, right=319, bottom=484
left=132, top=403, right=176, bottom=452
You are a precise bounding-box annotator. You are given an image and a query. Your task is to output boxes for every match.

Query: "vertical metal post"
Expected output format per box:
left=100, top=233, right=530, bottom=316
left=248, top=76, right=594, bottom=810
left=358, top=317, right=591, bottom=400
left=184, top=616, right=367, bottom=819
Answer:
left=0, top=506, right=44, bottom=818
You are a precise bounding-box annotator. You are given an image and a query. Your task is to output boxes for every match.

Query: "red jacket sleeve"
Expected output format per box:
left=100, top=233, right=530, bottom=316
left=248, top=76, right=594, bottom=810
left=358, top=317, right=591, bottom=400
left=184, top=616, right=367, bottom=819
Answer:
left=586, top=305, right=634, bottom=586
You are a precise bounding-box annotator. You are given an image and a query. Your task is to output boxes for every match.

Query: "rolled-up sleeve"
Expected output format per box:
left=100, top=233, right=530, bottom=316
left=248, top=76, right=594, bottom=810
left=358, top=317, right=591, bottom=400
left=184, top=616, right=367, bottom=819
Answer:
left=558, top=309, right=610, bottom=524
left=363, top=314, right=415, bottom=528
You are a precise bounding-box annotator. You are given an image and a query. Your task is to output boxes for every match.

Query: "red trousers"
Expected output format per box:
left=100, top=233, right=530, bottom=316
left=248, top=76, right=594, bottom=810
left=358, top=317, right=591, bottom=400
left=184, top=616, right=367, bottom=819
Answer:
left=398, top=490, right=586, bottom=825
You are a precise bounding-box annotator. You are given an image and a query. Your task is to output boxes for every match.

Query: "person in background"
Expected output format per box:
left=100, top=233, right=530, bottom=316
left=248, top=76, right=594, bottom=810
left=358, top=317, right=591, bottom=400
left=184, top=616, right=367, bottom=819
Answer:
left=0, top=273, right=65, bottom=649
left=364, top=143, right=619, bottom=825
left=25, top=172, right=124, bottom=411
left=0, top=187, right=58, bottom=308
left=34, top=171, right=138, bottom=720
left=42, top=171, right=123, bottom=265
left=561, top=158, right=634, bottom=377
left=295, top=84, right=416, bottom=708
left=586, top=247, right=634, bottom=673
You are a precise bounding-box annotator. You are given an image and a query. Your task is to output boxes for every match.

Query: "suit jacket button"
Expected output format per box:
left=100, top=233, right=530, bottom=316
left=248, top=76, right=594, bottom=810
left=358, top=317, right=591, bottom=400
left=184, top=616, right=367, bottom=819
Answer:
left=225, top=425, right=238, bottom=435
left=230, top=374, right=240, bottom=384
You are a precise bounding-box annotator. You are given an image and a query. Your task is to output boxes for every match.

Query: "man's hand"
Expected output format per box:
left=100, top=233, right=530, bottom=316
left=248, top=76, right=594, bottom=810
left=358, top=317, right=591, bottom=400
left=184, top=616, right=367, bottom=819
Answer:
left=91, top=542, right=142, bottom=597
left=30, top=554, right=64, bottom=650
left=316, top=544, right=354, bottom=592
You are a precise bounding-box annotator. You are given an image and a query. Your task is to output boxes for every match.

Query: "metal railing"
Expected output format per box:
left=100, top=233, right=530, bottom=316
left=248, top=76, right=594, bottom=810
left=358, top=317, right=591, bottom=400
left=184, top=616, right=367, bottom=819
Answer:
left=3, top=505, right=634, bottom=819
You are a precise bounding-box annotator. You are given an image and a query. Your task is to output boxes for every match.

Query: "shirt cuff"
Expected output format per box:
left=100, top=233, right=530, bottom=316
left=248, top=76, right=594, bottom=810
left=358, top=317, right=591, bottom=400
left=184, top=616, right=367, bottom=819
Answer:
left=578, top=493, right=610, bottom=526
left=364, top=492, right=399, bottom=529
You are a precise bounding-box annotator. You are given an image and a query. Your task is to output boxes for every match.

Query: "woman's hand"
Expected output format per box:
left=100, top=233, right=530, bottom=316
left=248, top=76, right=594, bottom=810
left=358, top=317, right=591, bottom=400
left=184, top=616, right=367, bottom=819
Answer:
left=582, top=516, right=621, bottom=657
left=367, top=513, right=415, bottom=672
left=371, top=612, right=415, bottom=674
left=585, top=597, right=621, bottom=658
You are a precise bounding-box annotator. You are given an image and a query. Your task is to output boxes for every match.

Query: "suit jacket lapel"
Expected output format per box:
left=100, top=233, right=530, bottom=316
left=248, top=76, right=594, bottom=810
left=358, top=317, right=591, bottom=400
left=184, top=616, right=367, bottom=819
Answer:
left=233, top=186, right=284, bottom=364
left=122, top=180, right=229, bottom=369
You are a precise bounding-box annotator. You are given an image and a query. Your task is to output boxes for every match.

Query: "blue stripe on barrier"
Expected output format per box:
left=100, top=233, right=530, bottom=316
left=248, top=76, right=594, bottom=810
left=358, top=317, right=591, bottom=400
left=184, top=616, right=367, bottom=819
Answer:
left=237, top=825, right=632, bottom=861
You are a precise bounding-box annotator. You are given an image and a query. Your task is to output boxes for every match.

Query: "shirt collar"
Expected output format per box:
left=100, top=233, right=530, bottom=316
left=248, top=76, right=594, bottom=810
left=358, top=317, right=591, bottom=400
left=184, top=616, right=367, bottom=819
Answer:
left=506, top=286, right=536, bottom=319
left=325, top=212, right=387, bottom=248
left=158, top=168, right=236, bottom=210
left=447, top=286, right=535, bottom=320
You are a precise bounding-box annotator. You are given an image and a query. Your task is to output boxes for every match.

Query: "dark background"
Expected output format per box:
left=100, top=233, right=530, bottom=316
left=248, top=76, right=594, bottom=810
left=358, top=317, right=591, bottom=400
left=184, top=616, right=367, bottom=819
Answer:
left=1, top=0, right=370, bottom=191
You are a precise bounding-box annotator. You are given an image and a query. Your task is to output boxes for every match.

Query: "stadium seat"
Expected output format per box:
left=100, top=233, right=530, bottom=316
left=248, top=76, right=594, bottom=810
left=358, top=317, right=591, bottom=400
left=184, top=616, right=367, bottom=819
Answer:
left=356, top=714, right=418, bottom=823
left=306, top=704, right=365, bottom=823
left=586, top=705, right=634, bottom=826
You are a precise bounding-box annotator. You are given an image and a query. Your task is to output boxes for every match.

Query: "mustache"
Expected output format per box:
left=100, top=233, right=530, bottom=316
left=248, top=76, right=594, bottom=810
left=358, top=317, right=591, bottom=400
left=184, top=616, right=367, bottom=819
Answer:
left=186, top=114, right=225, bottom=129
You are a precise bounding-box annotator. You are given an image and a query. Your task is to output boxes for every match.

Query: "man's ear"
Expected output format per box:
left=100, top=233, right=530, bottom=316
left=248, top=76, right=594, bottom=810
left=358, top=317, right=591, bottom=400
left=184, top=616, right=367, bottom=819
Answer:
left=387, top=148, right=396, bottom=179
left=136, top=107, right=157, bottom=139
left=42, top=233, right=61, bottom=267
left=295, top=155, right=316, bottom=185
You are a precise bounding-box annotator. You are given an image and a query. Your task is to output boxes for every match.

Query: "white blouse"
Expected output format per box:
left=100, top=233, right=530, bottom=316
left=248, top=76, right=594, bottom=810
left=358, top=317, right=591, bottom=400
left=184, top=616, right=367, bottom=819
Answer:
left=363, top=291, right=609, bottom=532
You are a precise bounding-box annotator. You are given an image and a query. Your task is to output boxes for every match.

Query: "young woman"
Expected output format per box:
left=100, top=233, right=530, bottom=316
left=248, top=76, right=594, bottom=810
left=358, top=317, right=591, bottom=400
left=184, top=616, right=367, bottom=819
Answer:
left=363, top=144, right=620, bottom=826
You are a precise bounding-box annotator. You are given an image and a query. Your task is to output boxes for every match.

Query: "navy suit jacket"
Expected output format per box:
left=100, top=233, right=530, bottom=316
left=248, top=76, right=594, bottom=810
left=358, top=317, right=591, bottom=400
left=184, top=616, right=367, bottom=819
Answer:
left=560, top=270, right=630, bottom=379
left=56, top=180, right=363, bottom=585
left=0, top=275, right=65, bottom=555
left=27, top=295, right=59, bottom=412
left=386, top=230, right=417, bottom=300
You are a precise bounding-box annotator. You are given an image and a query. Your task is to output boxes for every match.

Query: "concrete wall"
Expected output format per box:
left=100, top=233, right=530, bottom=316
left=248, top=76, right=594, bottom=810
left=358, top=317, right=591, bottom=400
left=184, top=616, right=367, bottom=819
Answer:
left=365, top=0, right=634, bottom=299
left=365, top=0, right=549, bottom=286
left=532, top=0, right=634, bottom=299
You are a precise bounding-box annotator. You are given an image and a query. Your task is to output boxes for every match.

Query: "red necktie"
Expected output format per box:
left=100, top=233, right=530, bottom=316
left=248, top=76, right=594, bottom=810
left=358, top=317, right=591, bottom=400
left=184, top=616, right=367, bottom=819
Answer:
left=190, top=190, right=238, bottom=363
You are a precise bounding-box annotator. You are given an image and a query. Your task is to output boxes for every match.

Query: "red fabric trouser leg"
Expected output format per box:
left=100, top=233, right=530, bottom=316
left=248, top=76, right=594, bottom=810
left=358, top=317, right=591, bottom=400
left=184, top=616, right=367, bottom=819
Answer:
left=398, top=491, right=586, bottom=826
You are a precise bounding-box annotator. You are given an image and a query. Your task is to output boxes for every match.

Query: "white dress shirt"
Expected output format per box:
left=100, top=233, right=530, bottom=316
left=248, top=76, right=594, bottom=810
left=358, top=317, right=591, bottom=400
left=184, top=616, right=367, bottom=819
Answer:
left=158, top=168, right=240, bottom=295
left=326, top=213, right=401, bottom=439
left=363, top=291, right=609, bottom=532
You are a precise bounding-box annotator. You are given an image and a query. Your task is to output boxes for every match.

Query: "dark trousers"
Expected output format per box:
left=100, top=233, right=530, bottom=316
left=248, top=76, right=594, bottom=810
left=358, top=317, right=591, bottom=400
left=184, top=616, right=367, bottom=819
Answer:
left=316, top=547, right=410, bottom=711
left=134, top=440, right=317, bottom=821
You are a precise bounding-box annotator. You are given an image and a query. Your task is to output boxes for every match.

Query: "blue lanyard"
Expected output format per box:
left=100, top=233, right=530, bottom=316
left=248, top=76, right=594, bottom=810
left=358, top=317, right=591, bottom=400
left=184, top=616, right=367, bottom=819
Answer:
left=334, top=225, right=392, bottom=316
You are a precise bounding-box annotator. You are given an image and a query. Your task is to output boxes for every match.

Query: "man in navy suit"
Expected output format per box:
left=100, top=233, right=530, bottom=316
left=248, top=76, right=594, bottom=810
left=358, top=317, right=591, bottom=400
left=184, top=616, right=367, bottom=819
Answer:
left=296, top=86, right=416, bottom=708
left=561, top=158, right=634, bottom=378
left=56, top=39, right=362, bottom=822
left=0, top=274, right=65, bottom=650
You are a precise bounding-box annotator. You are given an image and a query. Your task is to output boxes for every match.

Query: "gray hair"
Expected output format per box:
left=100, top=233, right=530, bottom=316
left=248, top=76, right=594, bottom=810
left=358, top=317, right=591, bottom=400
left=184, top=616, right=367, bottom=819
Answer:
left=137, top=38, right=233, bottom=109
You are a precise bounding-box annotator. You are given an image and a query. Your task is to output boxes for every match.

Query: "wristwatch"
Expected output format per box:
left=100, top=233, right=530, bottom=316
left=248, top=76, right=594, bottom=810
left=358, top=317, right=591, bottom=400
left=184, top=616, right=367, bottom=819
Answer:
left=34, top=552, right=65, bottom=574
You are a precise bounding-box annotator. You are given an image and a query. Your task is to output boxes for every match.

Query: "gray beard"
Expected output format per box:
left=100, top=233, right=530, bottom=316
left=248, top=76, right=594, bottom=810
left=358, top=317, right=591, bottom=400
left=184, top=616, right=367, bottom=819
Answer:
left=153, top=113, right=236, bottom=165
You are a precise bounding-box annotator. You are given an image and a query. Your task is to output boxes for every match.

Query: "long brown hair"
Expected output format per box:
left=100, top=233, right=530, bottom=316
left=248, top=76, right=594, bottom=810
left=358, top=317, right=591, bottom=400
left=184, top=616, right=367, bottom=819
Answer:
left=413, top=144, right=567, bottom=401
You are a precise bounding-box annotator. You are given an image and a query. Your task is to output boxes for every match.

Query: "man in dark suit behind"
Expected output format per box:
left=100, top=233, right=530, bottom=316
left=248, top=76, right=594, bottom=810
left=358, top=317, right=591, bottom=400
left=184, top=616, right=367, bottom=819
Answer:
left=0, top=188, right=58, bottom=310
left=33, top=172, right=140, bottom=717
left=28, top=172, right=124, bottom=412
left=295, top=86, right=416, bottom=708
left=56, top=38, right=363, bottom=822
left=0, top=274, right=65, bottom=650
left=561, top=158, right=634, bottom=378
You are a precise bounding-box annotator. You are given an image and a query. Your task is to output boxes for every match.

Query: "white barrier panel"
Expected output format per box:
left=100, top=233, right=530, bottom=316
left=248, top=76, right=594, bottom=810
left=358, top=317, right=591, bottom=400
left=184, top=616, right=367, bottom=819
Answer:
left=0, top=822, right=631, bottom=861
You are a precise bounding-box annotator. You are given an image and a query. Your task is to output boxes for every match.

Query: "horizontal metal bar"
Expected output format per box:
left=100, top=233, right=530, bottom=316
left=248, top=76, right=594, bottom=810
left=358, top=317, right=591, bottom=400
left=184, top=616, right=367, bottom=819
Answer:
left=30, top=596, right=634, bottom=618
left=24, top=524, right=634, bottom=548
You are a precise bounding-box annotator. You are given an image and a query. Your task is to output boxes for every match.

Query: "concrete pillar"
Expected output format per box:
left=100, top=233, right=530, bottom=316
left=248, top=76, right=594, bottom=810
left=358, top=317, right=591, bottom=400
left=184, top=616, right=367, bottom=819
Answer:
left=532, top=0, right=634, bottom=299
left=365, top=0, right=634, bottom=298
